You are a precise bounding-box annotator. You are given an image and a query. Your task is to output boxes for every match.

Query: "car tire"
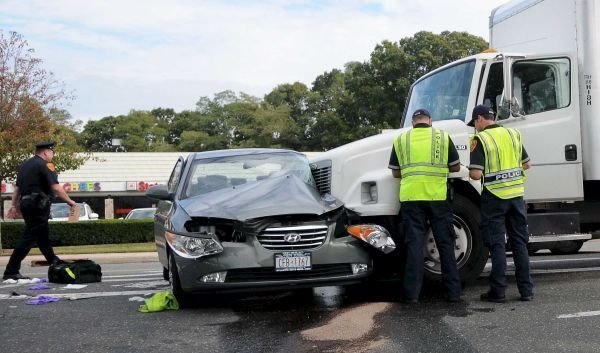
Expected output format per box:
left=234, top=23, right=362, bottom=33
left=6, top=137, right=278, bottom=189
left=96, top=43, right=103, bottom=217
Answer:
left=550, top=240, right=584, bottom=255
left=424, top=194, right=488, bottom=284
left=168, top=253, right=193, bottom=308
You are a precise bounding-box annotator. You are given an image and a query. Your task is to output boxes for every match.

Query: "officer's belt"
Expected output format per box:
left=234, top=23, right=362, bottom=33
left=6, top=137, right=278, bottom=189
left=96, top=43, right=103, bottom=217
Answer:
left=20, top=192, right=44, bottom=200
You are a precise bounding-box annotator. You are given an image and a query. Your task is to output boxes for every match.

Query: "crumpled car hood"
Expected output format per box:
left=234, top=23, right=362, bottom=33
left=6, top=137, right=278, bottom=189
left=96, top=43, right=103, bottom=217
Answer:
left=178, top=174, right=341, bottom=220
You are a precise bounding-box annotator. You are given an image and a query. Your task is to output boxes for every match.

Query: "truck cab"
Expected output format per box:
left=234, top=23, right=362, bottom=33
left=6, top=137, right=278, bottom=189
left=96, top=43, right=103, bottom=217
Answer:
left=310, top=0, right=600, bottom=281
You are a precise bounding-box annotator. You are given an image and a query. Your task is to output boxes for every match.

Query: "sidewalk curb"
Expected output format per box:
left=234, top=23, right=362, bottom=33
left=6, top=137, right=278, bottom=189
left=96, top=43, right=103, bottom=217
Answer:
left=0, top=252, right=159, bottom=266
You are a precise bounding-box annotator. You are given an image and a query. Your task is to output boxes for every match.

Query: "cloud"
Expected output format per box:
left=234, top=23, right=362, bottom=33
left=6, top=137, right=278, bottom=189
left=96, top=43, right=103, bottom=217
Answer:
left=0, top=0, right=508, bottom=121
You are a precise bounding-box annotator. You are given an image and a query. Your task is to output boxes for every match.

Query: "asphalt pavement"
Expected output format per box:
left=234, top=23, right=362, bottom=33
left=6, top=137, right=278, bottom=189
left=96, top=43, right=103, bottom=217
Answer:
left=0, top=252, right=158, bottom=267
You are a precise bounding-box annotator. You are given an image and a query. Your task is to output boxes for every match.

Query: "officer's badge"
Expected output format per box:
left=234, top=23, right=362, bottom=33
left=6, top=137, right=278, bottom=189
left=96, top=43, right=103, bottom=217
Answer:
left=46, top=163, right=56, bottom=172
left=470, top=139, right=478, bottom=152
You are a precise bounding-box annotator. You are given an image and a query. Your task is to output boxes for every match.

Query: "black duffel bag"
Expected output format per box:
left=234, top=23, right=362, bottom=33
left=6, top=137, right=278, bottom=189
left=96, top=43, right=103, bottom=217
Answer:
left=48, top=260, right=102, bottom=284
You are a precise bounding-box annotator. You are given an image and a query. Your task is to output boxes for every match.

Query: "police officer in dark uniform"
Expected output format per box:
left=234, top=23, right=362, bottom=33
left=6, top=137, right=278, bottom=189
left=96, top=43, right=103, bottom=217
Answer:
left=389, top=109, right=463, bottom=303
left=467, top=105, right=534, bottom=302
left=3, top=141, right=76, bottom=280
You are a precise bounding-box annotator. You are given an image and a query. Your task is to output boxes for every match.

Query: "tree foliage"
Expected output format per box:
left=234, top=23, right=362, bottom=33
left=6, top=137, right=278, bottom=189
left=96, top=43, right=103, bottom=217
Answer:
left=0, top=31, right=86, bottom=184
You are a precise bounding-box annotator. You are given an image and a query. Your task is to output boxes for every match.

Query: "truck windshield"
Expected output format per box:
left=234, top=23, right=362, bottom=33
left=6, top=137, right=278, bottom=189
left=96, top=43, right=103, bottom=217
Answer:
left=403, top=60, right=476, bottom=127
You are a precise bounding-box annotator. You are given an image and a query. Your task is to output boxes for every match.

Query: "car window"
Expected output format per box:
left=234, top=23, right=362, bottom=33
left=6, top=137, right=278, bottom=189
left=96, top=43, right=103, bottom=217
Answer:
left=50, top=204, right=85, bottom=218
left=127, top=209, right=156, bottom=219
left=183, top=152, right=316, bottom=198
left=167, top=157, right=185, bottom=194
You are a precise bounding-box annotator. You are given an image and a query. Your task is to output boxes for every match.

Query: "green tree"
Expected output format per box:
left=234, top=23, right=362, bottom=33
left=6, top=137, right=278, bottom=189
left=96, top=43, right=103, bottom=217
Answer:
left=0, top=30, right=85, bottom=185
left=78, top=116, right=121, bottom=152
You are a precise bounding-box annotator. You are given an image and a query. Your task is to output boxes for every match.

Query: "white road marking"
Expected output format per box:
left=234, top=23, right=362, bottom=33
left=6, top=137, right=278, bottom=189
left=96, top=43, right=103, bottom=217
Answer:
left=102, top=272, right=162, bottom=278
left=111, top=280, right=169, bottom=288
left=530, top=257, right=600, bottom=264
left=0, top=290, right=161, bottom=300
left=558, top=311, right=600, bottom=319
left=103, top=277, right=164, bottom=283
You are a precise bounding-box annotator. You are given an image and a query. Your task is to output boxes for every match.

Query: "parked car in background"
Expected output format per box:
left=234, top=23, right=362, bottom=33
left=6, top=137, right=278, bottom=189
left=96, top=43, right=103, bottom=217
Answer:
left=50, top=202, right=99, bottom=222
left=146, top=148, right=395, bottom=305
left=125, top=207, right=156, bottom=220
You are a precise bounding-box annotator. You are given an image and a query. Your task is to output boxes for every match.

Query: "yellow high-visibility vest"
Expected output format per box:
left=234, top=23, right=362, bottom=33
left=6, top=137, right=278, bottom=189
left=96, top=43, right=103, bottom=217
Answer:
left=474, top=127, right=525, bottom=199
left=394, top=127, right=450, bottom=201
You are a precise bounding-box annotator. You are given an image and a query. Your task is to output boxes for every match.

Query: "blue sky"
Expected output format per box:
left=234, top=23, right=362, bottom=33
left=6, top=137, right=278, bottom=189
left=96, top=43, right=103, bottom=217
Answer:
left=0, top=0, right=509, bottom=122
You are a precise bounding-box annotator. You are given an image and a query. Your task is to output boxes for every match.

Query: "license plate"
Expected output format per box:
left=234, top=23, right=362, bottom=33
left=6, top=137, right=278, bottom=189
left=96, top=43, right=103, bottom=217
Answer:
left=274, top=251, right=312, bottom=272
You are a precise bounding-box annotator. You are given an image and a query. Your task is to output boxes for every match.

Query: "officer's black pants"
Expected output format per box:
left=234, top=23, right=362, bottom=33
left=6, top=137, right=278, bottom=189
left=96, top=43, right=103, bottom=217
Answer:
left=4, top=199, right=58, bottom=276
left=401, top=200, right=462, bottom=300
left=480, top=190, right=533, bottom=297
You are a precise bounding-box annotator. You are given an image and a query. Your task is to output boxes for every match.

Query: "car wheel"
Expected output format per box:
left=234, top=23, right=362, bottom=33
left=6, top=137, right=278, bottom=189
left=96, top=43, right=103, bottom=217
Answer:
left=550, top=240, right=584, bottom=255
left=424, top=194, right=488, bottom=283
left=168, top=253, right=193, bottom=308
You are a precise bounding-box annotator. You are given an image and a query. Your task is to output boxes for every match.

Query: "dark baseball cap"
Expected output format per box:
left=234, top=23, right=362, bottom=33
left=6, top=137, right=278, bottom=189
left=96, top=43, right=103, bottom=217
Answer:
left=35, top=141, right=55, bottom=150
left=412, top=108, right=431, bottom=119
left=467, top=105, right=494, bottom=126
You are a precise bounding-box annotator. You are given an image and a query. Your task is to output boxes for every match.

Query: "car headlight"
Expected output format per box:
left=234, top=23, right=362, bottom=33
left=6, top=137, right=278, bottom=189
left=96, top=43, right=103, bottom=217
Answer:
left=165, top=231, right=224, bottom=259
left=346, top=224, right=396, bottom=254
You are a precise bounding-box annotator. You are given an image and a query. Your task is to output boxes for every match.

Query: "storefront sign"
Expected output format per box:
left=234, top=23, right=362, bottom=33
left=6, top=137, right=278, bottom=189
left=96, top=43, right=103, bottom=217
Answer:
left=1, top=181, right=165, bottom=195
left=63, top=182, right=101, bottom=192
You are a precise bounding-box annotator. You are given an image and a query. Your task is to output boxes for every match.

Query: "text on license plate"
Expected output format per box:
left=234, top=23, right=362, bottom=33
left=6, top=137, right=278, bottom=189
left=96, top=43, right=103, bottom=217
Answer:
left=275, top=251, right=312, bottom=272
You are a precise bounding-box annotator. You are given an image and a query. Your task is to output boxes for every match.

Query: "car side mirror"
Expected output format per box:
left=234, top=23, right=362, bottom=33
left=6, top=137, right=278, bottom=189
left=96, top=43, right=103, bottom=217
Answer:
left=146, top=185, right=173, bottom=201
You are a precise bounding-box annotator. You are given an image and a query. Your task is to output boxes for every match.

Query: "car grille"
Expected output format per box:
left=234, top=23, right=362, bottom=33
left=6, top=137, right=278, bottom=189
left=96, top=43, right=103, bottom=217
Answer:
left=257, top=224, right=328, bottom=250
left=225, top=264, right=353, bottom=282
left=311, top=160, right=332, bottom=194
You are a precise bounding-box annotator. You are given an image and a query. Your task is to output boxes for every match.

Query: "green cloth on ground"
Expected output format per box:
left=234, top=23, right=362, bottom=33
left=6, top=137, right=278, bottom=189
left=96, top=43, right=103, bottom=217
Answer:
left=138, top=290, right=179, bottom=313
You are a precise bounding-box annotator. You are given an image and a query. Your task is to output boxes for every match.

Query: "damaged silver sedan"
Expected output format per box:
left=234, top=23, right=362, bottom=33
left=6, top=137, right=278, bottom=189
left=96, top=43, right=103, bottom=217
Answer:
left=147, top=149, right=394, bottom=304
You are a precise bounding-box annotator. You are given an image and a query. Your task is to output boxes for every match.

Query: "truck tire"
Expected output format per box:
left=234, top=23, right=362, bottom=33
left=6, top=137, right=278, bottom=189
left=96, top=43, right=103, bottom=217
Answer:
left=424, top=194, right=487, bottom=283
left=550, top=240, right=584, bottom=255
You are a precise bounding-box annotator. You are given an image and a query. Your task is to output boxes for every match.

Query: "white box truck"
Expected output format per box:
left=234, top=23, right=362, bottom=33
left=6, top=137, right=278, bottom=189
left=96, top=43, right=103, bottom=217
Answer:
left=310, top=0, right=600, bottom=281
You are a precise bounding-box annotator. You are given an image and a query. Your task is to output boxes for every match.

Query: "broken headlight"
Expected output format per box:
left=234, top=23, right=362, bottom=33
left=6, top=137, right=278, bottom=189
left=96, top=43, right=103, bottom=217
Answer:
left=346, top=224, right=396, bottom=254
left=166, top=231, right=223, bottom=259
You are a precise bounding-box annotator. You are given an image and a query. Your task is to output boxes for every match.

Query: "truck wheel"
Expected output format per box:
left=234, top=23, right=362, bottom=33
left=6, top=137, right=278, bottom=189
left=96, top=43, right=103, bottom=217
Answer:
left=424, top=194, right=487, bottom=283
left=168, top=253, right=193, bottom=307
left=550, top=240, right=584, bottom=255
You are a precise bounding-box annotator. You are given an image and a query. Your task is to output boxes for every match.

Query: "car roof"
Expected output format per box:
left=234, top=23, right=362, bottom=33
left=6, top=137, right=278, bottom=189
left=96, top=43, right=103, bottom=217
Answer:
left=189, top=148, right=303, bottom=161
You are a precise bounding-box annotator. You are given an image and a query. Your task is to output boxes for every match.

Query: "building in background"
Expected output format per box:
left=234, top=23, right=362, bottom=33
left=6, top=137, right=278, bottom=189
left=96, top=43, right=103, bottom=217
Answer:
left=1, top=152, right=188, bottom=219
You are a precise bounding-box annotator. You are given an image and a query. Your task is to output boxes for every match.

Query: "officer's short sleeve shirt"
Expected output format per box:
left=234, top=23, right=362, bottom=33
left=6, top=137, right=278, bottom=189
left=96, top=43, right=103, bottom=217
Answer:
left=468, top=125, right=530, bottom=170
left=388, top=125, right=461, bottom=170
left=16, top=155, right=59, bottom=195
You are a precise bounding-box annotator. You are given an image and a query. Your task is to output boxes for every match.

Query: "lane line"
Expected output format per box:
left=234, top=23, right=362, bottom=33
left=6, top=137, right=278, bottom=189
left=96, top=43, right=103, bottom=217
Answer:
left=558, top=311, right=600, bottom=319
left=102, top=272, right=162, bottom=279
left=0, top=289, right=163, bottom=300
left=103, top=277, right=164, bottom=283
left=530, top=257, right=600, bottom=264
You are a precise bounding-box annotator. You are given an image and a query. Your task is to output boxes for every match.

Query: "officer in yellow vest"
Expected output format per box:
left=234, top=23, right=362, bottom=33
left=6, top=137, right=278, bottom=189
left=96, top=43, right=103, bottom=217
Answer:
left=468, top=104, right=534, bottom=303
left=388, top=109, right=462, bottom=303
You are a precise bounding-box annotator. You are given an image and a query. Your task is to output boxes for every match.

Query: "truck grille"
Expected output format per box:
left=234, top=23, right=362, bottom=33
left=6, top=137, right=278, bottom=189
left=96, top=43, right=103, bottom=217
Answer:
left=257, top=224, right=328, bottom=250
left=311, top=160, right=332, bottom=194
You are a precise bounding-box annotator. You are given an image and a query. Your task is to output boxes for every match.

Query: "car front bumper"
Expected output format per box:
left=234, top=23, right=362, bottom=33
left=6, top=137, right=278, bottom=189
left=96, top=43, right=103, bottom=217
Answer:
left=173, top=236, right=372, bottom=293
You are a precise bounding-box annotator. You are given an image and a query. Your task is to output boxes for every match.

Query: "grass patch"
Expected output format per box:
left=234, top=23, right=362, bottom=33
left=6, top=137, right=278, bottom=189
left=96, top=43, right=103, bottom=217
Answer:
left=1, top=242, right=156, bottom=256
